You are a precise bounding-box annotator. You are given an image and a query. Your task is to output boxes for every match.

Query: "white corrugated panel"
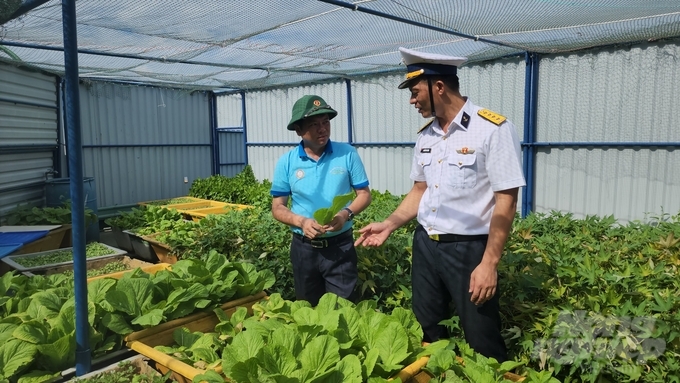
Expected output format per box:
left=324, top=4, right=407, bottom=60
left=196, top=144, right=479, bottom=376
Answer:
left=216, top=93, right=244, bottom=128
left=461, top=57, right=526, bottom=141
left=246, top=83, right=348, bottom=144
left=534, top=41, right=680, bottom=221
left=352, top=74, right=421, bottom=143
left=248, top=145, right=297, bottom=183
left=0, top=64, right=58, bottom=218
left=78, top=82, right=213, bottom=208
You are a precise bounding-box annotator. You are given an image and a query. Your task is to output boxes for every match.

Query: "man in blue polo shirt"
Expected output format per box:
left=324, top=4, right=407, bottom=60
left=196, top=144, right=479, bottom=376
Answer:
left=271, top=95, right=372, bottom=306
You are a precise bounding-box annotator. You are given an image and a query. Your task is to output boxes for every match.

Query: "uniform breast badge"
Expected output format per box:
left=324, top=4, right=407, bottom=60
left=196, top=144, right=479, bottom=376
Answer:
left=456, top=147, right=475, bottom=154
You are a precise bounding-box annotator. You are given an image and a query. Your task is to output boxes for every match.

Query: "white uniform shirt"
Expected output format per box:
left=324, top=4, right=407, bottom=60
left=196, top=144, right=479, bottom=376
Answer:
left=410, top=98, right=526, bottom=235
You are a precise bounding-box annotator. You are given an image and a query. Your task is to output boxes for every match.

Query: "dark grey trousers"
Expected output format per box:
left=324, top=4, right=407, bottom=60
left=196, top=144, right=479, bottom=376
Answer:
left=412, top=224, right=507, bottom=362
left=290, top=229, right=358, bottom=306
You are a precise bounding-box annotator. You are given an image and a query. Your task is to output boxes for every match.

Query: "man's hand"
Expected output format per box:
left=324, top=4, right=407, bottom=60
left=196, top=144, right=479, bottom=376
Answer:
left=301, top=218, right=326, bottom=239
left=354, top=222, right=391, bottom=247
left=469, top=261, right=498, bottom=306
left=323, top=212, right=347, bottom=233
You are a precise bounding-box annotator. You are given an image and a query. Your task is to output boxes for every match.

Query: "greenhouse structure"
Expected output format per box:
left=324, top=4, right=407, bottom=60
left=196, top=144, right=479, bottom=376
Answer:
left=0, top=1, right=679, bottom=382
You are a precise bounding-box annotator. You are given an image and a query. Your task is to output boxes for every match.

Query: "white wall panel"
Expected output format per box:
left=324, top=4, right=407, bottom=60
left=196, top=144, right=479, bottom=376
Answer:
left=0, top=64, right=58, bottom=218
left=245, top=83, right=348, bottom=144
left=79, top=82, right=212, bottom=208
left=534, top=40, right=680, bottom=221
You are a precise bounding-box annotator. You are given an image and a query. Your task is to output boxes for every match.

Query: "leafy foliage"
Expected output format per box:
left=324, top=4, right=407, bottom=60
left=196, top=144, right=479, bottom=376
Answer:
left=189, top=165, right=272, bottom=207
left=5, top=200, right=97, bottom=226
left=312, top=192, right=354, bottom=225
left=1, top=252, right=274, bottom=382
left=155, top=293, right=432, bottom=383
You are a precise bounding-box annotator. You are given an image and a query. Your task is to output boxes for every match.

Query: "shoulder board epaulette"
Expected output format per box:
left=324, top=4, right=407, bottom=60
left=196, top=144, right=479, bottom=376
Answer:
left=477, top=109, right=506, bottom=125
left=417, top=118, right=435, bottom=134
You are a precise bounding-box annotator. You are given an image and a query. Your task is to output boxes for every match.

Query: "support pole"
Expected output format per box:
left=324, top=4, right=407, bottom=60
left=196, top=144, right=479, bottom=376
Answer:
left=521, top=52, right=539, bottom=218
left=345, top=79, right=354, bottom=144
left=240, top=91, right=248, bottom=167
left=209, top=92, right=219, bottom=175
left=61, top=0, right=90, bottom=375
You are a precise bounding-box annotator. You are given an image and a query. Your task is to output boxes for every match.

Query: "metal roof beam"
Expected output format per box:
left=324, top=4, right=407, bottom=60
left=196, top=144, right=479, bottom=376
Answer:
left=318, top=0, right=519, bottom=50
left=4, top=0, right=51, bottom=23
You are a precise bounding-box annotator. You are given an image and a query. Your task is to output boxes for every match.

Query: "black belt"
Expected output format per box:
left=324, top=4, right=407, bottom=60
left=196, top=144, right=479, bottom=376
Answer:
left=293, top=230, right=352, bottom=249
left=418, top=225, right=488, bottom=242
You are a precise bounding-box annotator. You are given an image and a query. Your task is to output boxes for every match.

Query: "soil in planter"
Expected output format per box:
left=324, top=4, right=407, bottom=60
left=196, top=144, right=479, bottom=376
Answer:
left=70, top=359, right=169, bottom=383
left=12, top=242, right=115, bottom=268
left=145, top=197, right=198, bottom=206
left=59, top=259, right=129, bottom=278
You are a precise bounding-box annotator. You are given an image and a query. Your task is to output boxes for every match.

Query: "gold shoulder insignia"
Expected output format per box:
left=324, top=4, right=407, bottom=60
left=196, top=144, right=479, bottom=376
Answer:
left=417, top=118, right=435, bottom=134
left=477, top=109, right=506, bottom=125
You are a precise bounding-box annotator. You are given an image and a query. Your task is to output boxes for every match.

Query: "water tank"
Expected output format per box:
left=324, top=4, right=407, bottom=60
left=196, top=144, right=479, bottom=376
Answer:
left=45, top=177, right=99, bottom=241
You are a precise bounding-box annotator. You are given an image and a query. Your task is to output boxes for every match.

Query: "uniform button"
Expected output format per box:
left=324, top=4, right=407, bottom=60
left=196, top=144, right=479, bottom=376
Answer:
left=458, top=161, right=463, bottom=165
left=443, top=137, right=447, bottom=140
left=428, top=227, right=433, bottom=230
left=431, top=208, right=436, bottom=212
left=438, top=159, right=443, bottom=163
left=435, top=184, right=439, bottom=188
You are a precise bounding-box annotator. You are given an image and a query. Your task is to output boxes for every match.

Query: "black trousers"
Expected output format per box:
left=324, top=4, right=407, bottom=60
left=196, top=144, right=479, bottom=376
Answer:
left=290, top=229, right=358, bottom=306
left=412, top=224, right=507, bottom=362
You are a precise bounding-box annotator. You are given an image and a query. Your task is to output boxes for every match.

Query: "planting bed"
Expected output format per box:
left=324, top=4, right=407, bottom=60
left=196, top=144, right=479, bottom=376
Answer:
left=0, top=242, right=125, bottom=272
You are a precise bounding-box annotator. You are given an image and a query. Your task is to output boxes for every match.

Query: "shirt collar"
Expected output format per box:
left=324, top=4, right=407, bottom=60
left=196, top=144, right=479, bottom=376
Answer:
left=453, top=97, right=473, bottom=131
left=297, top=139, right=333, bottom=158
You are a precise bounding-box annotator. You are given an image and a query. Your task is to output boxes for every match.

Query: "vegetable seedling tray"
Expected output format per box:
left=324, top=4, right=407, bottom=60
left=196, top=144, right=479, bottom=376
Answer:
left=0, top=242, right=126, bottom=272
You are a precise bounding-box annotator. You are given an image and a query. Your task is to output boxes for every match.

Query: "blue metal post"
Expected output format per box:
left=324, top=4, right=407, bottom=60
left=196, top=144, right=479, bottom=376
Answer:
left=240, top=91, right=248, bottom=167
left=209, top=92, right=219, bottom=175
left=345, top=79, right=354, bottom=144
left=62, top=0, right=90, bottom=375
left=521, top=52, right=539, bottom=218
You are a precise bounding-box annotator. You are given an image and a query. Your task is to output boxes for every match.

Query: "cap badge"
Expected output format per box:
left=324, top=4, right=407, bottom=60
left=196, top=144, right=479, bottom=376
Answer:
left=313, top=100, right=321, bottom=106
left=456, top=147, right=475, bottom=154
left=405, top=68, right=425, bottom=80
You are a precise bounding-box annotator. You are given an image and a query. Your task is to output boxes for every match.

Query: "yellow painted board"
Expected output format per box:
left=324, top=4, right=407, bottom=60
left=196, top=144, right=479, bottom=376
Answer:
left=86, top=262, right=171, bottom=282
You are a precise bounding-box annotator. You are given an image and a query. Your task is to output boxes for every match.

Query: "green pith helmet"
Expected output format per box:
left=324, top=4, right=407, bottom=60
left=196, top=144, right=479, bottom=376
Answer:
left=287, top=95, right=338, bottom=130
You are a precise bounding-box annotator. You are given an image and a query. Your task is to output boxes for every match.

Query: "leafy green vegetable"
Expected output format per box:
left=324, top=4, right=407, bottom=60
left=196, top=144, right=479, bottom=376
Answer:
left=312, top=192, right=354, bottom=225
left=10, top=243, right=116, bottom=268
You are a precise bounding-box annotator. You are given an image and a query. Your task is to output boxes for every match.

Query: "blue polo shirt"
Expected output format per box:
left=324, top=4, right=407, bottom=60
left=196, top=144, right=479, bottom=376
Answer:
left=271, top=140, right=369, bottom=237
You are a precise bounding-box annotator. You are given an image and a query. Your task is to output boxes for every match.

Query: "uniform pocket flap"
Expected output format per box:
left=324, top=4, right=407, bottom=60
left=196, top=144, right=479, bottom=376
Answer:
left=449, top=153, right=476, bottom=168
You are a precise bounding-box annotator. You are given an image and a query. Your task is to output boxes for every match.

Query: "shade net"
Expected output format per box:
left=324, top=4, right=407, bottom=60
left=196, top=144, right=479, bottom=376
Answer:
left=1, top=0, right=679, bottom=91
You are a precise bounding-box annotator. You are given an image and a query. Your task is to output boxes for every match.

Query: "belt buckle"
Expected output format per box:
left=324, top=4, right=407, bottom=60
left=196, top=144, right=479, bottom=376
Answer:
left=310, top=239, right=328, bottom=248
left=429, top=234, right=440, bottom=241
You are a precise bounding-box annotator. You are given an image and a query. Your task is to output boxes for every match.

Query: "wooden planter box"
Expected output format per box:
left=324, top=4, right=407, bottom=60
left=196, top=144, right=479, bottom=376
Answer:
left=126, top=291, right=428, bottom=383
left=137, top=196, right=204, bottom=207
left=1, top=224, right=72, bottom=255
left=125, top=292, right=267, bottom=383
left=124, top=230, right=159, bottom=263
left=111, top=226, right=134, bottom=252
left=0, top=243, right=126, bottom=273
left=140, top=232, right=177, bottom=264
left=186, top=203, right=252, bottom=222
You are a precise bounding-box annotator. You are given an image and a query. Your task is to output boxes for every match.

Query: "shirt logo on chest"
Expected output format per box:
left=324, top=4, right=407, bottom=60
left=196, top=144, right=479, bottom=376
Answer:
left=295, top=169, right=305, bottom=179
left=456, top=147, right=475, bottom=154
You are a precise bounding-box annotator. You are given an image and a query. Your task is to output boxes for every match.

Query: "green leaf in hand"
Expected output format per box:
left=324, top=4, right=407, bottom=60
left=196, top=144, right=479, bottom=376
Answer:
left=313, top=192, right=354, bottom=225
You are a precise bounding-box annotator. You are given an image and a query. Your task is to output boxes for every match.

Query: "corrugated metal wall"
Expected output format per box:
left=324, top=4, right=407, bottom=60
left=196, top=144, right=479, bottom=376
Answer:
left=220, top=39, right=680, bottom=221
left=78, top=82, right=212, bottom=208
left=533, top=41, right=680, bottom=221
left=244, top=83, right=348, bottom=182
left=216, top=93, right=246, bottom=177
left=0, top=64, right=58, bottom=219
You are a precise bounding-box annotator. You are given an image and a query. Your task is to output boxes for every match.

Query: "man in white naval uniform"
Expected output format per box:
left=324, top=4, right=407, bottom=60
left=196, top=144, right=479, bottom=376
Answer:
left=355, top=47, right=525, bottom=362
